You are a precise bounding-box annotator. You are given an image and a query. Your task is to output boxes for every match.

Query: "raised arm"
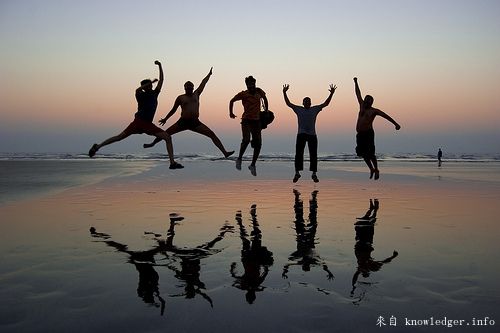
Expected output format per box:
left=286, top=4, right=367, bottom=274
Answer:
left=282, top=84, right=296, bottom=108
left=319, top=84, right=337, bottom=108
left=154, top=60, right=164, bottom=92
left=195, top=67, right=213, bottom=95
left=261, top=90, right=269, bottom=111
left=376, top=109, right=401, bottom=130
left=381, top=250, right=399, bottom=264
left=353, top=77, right=363, bottom=105
left=159, top=96, right=181, bottom=125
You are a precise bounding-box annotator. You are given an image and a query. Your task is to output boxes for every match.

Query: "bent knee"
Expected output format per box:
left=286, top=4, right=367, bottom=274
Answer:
left=156, top=132, right=171, bottom=140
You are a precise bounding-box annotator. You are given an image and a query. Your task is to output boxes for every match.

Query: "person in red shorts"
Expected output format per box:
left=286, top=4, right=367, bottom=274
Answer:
left=88, top=61, right=183, bottom=169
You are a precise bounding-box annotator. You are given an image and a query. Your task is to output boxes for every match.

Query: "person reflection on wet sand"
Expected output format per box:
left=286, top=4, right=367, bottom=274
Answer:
left=230, top=204, right=274, bottom=304
left=282, top=190, right=334, bottom=280
left=351, top=199, right=398, bottom=302
left=89, top=227, right=166, bottom=315
left=156, top=215, right=234, bottom=307
left=89, top=214, right=233, bottom=312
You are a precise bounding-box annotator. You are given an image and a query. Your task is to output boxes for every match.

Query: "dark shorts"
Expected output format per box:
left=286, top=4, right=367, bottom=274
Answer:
left=241, top=119, right=262, bottom=148
left=123, top=117, right=163, bottom=136
left=356, top=129, right=375, bottom=157
left=175, top=118, right=203, bottom=131
left=241, top=118, right=261, bottom=130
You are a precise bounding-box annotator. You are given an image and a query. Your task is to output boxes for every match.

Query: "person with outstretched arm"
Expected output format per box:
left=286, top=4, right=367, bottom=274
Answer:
left=353, top=77, right=400, bottom=180
left=283, top=83, right=336, bottom=183
left=143, top=67, right=234, bottom=158
left=88, top=61, right=183, bottom=169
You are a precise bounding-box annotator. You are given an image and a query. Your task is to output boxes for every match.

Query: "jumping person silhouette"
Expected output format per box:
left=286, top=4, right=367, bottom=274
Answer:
left=88, top=61, right=183, bottom=169
left=283, top=84, right=336, bottom=183
left=143, top=67, right=234, bottom=158
left=229, top=76, right=269, bottom=176
left=353, top=77, right=400, bottom=179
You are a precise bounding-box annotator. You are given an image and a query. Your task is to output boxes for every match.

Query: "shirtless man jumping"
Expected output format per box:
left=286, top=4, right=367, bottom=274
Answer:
left=354, top=77, right=401, bottom=180
left=143, top=67, right=234, bottom=158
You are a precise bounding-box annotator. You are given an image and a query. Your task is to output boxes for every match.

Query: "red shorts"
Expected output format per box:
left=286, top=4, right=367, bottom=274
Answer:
left=123, top=117, right=163, bottom=136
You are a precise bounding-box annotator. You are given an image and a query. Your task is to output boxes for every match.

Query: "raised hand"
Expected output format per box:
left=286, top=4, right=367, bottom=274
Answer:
left=329, top=84, right=337, bottom=94
left=282, top=84, right=289, bottom=93
left=154, top=60, right=161, bottom=65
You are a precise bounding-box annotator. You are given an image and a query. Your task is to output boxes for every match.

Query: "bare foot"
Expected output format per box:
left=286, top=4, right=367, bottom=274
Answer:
left=374, top=169, right=380, bottom=180
left=88, top=144, right=99, bottom=158
left=224, top=150, right=235, bottom=158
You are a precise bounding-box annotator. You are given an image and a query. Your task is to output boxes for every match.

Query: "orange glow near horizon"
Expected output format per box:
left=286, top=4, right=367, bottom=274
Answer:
left=1, top=1, right=500, bottom=152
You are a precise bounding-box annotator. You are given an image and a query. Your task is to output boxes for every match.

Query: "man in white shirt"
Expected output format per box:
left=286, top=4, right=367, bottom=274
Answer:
left=283, top=83, right=336, bottom=183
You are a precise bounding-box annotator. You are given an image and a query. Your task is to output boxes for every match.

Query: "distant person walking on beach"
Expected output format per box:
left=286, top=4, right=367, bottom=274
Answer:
left=437, top=148, right=443, bottom=167
left=283, top=84, right=336, bottom=183
left=143, top=67, right=234, bottom=158
left=229, top=76, right=269, bottom=176
left=88, top=61, right=183, bottom=169
left=353, top=77, right=401, bottom=179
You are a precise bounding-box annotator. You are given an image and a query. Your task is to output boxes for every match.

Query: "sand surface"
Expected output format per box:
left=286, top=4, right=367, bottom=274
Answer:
left=1, top=159, right=499, bottom=332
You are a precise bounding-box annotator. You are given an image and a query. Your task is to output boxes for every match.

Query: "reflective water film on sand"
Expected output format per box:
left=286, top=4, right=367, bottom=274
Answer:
left=1, top=160, right=499, bottom=332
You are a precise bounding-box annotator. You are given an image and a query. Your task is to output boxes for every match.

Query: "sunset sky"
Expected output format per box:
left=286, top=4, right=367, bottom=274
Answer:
left=1, top=0, right=499, bottom=154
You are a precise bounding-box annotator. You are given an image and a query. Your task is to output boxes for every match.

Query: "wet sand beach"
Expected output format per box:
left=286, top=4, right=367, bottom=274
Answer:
left=1, top=159, right=499, bottom=332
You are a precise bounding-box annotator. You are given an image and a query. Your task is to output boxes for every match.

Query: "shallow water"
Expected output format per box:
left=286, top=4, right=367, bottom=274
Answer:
left=0, top=160, right=499, bottom=332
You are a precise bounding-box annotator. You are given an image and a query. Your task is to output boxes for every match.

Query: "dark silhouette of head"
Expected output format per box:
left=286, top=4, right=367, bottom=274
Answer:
left=302, top=97, right=312, bottom=109
left=363, top=95, right=374, bottom=108
left=245, top=76, right=256, bottom=92
left=184, top=81, right=194, bottom=95
left=141, top=79, right=153, bottom=91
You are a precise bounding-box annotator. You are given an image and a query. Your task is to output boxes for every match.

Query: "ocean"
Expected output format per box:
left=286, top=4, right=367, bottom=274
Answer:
left=2, top=152, right=500, bottom=206
left=1, top=151, right=499, bottom=162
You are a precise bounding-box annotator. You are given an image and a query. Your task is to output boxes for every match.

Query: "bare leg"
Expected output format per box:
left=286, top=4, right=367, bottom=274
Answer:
left=98, top=132, right=130, bottom=147
left=248, top=124, right=261, bottom=176
left=144, top=136, right=162, bottom=149
left=371, top=156, right=379, bottom=180
left=250, top=128, right=262, bottom=167
left=238, top=141, right=249, bottom=160
left=144, top=122, right=184, bottom=149
left=237, top=123, right=251, bottom=170
left=153, top=131, right=181, bottom=167
left=251, top=145, right=261, bottom=167
left=363, top=156, right=375, bottom=179
left=192, top=123, right=234, bottom=158
left=238, top=137, right=250, bottom=160
left=89, top=131, right=131, bottom=157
